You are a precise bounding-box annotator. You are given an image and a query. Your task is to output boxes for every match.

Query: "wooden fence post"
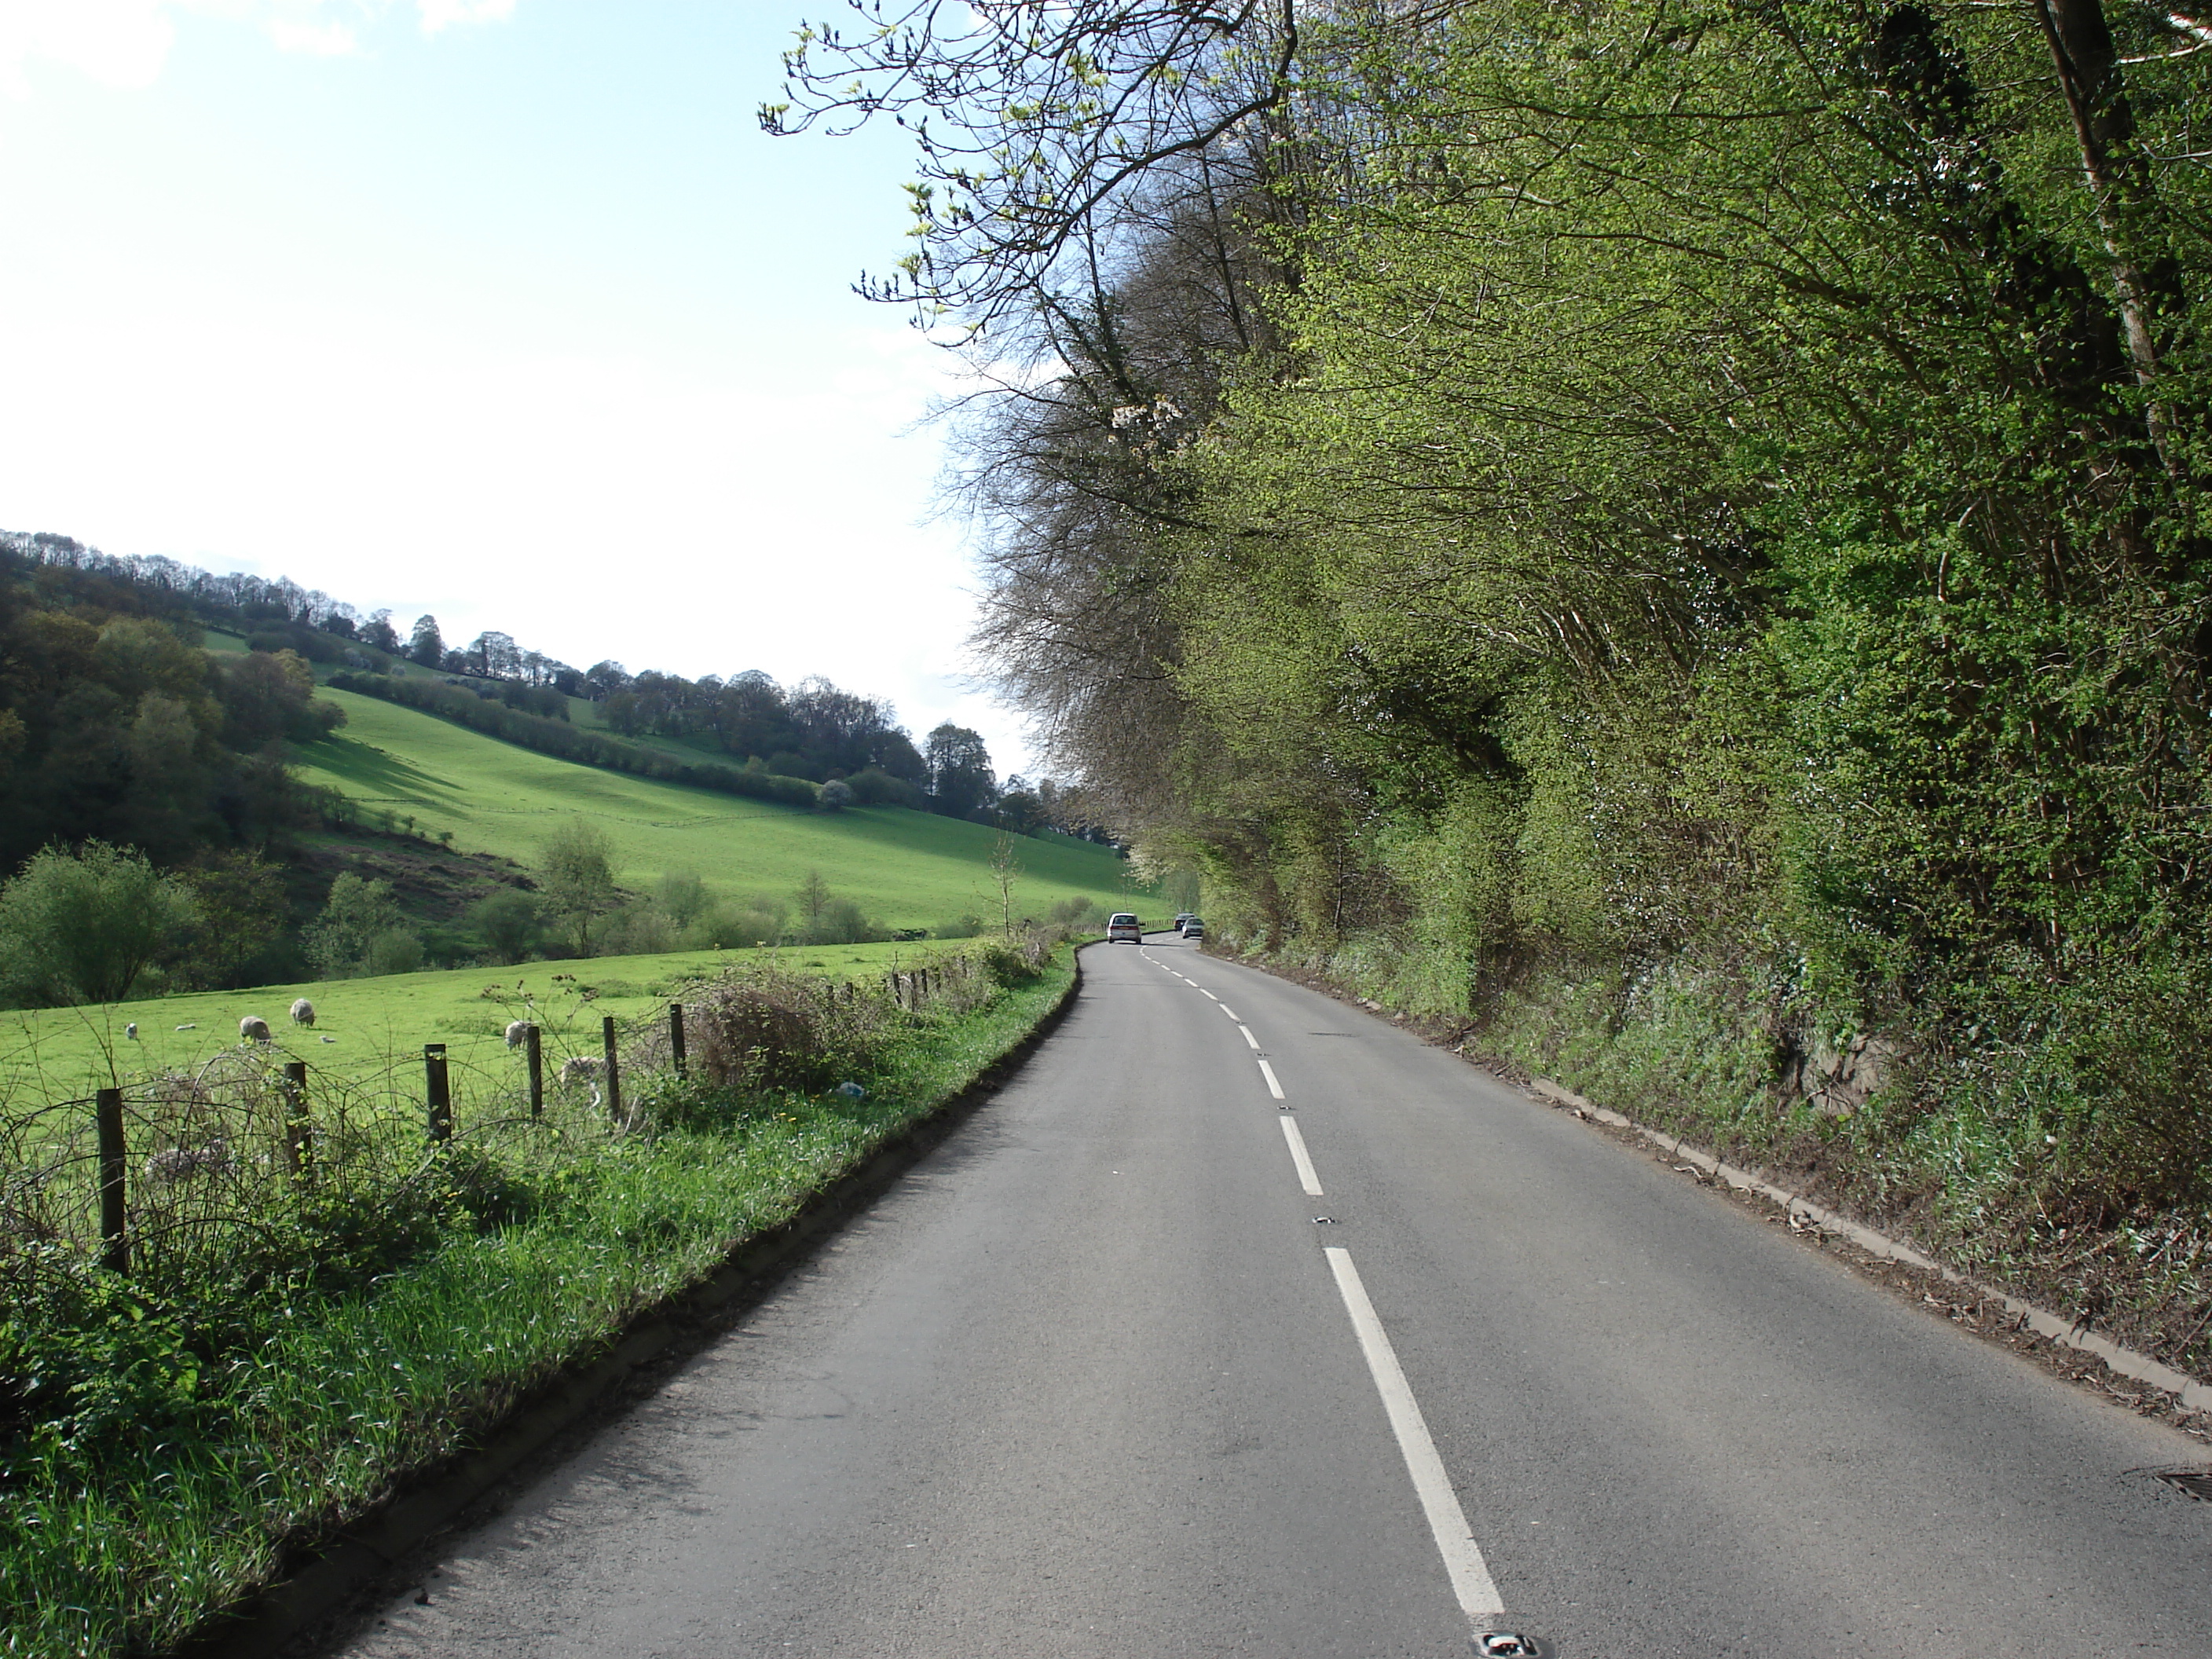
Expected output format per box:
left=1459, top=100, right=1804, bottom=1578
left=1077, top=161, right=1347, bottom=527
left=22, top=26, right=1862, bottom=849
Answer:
left=602, top=1015, right=621, bottom=1122
left=96, top=1087, right=127, bottom=1273
left=425, top=1043, right=452, bottom=1143
left=282, top=1060, right=313, bottom=1176
left=668, top=1003, right=687, bottom=1078
left=525, top=1023, right=544, bottom=1118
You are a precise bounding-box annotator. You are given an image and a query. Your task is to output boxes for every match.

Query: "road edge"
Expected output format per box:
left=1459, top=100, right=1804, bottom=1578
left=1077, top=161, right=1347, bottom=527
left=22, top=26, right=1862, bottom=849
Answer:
left=174, top=950, right=1088, bottom=1659
left=1520, top=1074, right=2212, bottom=1415
left=1214, top=948, right=2212, bottom=1425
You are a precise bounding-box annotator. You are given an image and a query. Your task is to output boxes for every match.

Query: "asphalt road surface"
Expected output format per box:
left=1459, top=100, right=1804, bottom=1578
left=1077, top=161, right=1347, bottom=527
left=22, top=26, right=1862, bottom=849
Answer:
left=337, top=936, right=2211, bottom=1657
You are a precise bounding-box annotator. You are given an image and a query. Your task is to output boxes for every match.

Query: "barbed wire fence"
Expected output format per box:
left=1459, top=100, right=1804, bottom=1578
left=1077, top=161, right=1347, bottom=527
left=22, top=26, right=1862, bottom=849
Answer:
left=0, top=939, right=1040, bottom=1291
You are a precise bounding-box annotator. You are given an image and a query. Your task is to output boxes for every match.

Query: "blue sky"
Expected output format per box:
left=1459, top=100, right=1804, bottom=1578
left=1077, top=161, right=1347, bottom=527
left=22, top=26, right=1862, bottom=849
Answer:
left=0, top=2, right=1033, bottom=772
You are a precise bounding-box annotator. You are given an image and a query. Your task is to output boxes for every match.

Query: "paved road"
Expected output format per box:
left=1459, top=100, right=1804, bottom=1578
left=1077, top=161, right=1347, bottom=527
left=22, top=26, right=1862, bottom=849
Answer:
left=339, top=938, right=2211, bottom=1657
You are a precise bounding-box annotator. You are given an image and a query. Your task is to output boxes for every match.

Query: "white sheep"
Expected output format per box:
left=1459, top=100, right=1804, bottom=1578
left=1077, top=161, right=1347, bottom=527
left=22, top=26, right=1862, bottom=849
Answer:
left=239, top=1015, right=272, bottom=1042
left=124, top=1023, right=137, bottom=1041
left=145, top=1139, right=233, bottom=1181
left=290, top=998, right=316, bottom=1027
left=504, top=1020, right=533, bottom=1049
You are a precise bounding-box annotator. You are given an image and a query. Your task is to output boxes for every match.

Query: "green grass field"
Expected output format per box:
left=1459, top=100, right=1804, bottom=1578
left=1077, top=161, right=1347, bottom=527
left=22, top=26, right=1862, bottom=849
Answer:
left=290, top=685, right=1137, bottom=928
left=0, top=941, right=963, bottom=1106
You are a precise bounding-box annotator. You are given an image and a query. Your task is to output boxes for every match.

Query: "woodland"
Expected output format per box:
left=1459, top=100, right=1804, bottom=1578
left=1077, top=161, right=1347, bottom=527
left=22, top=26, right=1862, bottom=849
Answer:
left=0, top=533, right=1065, bottom=998
left=772, top=0, right=2212, bottom=1346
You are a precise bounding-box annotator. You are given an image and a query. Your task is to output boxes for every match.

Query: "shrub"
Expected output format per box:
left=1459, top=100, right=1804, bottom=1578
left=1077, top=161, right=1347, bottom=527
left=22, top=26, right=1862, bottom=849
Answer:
left=600, top=903, right=677, bottom=957
left=0, top=841, right=199, bottom=1006
left=303, top=873, right=405, bottom=980
left=364, top=928, right=425, bottom=977
left=466, top=889, right=541, bottom=965
left=657, top=870, right=709, bottom=927
left=688, top=966, right=890, bottom=1093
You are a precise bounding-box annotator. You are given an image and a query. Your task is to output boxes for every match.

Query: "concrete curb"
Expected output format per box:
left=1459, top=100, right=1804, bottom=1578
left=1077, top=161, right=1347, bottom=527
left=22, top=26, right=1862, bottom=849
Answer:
left=1525, top=1075, right=2212, bottom=1415
left=176, top=954, right=1087, bottom=1659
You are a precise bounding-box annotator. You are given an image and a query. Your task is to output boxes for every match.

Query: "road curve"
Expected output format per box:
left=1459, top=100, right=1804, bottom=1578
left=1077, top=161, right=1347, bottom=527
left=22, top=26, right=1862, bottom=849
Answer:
left=334, top=937, right=2211, bottom=1658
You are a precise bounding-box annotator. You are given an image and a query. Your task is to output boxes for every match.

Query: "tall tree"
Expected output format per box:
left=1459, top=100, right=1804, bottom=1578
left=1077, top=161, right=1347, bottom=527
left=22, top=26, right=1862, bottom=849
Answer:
left=539, top=818, right=619, bottom=956
left=924, top=723, right=997, bottom=817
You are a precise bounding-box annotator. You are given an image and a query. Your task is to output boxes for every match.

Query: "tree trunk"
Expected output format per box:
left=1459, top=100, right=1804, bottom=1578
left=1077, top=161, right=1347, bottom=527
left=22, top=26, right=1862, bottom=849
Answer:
left=2031, top=0, right=2177, bottom=464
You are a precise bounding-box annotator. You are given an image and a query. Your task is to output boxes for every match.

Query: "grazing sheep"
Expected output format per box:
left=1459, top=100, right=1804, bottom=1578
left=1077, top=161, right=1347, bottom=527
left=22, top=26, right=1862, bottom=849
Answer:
left=289, top=998, right=316, bottom=1027
left=145, top=1139, right=232, bottom=1181
left=239, top=1015, right=272, bottom=1042
left=124, top=1023, right=137, bottom=1041
left=504, top=1020, right=532, bottom=1049
left=560, top=1055, right=601, bottom=1082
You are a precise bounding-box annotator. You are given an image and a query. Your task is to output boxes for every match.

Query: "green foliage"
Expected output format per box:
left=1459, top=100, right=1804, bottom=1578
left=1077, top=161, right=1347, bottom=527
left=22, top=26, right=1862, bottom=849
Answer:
left=925, top=0, right=2212, bottom=1342
left=0, top=953, right=1075, bottom=1659
left=923, top=722, right=996, bottom=816
left=0, top=842, right=200, bottom=1007
left=0, top=548, right=336, bottom=869
left=292, top=687, right=1133, bottom=934
left=465, top=888, right=541, bottom=965
left=175, top=851, right=290, bottom=991
left=326, top=672, right=822, bottom=808
left=539, top=819, right=618, bottom=955
left=303, top=873, right=406, bottom=980
left=656, top=870, right=709, bottom=928
left=363, top=928, right=426, bottom=977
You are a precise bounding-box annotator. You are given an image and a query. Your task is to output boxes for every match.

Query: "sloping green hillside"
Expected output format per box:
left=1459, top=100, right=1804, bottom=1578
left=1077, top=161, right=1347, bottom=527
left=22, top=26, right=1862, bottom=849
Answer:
left=292, top=687, right=1133, bottom=928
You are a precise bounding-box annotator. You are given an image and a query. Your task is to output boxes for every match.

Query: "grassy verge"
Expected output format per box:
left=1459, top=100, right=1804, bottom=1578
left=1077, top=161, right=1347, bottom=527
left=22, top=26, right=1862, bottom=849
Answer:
left=1226, top=932, right=2212, bottom=1397
left=0, top=946, right=1075, bottom=1659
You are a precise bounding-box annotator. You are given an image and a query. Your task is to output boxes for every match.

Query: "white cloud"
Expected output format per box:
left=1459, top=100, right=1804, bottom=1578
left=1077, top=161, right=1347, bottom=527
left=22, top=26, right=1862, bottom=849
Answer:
left=266, top=14, right=357, bottom=55
left=416, top=0, right=511, bottom=33
left=0, top=0, right=514, bottom=92
left=0, top=0, right=177, bottom=93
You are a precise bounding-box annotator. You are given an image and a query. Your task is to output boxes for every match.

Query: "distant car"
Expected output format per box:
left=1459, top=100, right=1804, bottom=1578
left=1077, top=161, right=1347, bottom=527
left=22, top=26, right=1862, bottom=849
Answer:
left=1107, top=913, right=1144, bottom=943
left=1173, top=912, right=1196, bottom=930
left=1180, top=917, right=1204, bottom=939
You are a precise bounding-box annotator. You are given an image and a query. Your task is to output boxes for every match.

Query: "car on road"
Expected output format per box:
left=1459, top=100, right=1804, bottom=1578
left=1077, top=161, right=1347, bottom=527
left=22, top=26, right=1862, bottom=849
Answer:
left=1107, top=913, right=1144, bottom=943
left=1173, top=912, right=1195, bottom=931
left=1180, top=917, right=1204, bottom=939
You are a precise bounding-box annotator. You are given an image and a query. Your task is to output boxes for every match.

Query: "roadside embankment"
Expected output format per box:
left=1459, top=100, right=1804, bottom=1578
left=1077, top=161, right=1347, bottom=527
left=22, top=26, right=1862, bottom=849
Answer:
left=1, top=938, right=1080, bottom=1659
left=1207, top=939, right=2212, bottom=1421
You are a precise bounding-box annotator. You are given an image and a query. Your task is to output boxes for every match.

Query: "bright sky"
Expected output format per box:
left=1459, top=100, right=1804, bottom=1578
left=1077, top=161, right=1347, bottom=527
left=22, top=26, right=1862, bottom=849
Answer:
left=0, top=1, right=1035, bottom=774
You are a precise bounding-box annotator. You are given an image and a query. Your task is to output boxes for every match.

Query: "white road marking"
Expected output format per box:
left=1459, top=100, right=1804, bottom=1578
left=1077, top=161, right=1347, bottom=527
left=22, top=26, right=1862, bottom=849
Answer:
left=1237, top=1024, right=1261, bottom=1050
left=1201, top=990, right=1220, bottom=1001
left=1324, top=1247, right=1505, bottom=1626
left=1279, top=1115, right=1324, bottom=1196
left=1221, top=1005, right=1240, bottom=1021
left=1257, top=1058, right=1285, bottom=1099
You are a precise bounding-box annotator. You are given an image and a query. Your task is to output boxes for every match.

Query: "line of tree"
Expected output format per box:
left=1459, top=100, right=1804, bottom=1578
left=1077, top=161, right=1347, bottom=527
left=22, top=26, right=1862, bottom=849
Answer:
left=776, top=2, right=2212, bottom=1258
left=324, top=672, right=840, bottom=808
left=0, top=538, right=340, bottom=874
left=0, top=529, right=1104, bottom=832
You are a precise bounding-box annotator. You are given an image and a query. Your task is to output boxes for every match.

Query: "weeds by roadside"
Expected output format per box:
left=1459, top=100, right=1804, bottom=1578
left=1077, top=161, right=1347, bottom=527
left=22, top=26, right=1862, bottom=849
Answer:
left=0, top=930, right=1071, bottom=1659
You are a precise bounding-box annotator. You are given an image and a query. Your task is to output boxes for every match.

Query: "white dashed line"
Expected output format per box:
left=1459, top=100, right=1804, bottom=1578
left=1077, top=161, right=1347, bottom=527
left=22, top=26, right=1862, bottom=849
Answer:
left=1279, top=1115, right=1324, bottom=1196
left=1257, top=1058, right=1285, bottom=1100
left=1201, top=990, right=1219, bottom=1001
left=1325, top=1247, right=1505, bottom=1627
left=1221, top=1005, right=1240, bottom=1021
left=1237, top=1024, right=1261, bottom=1050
